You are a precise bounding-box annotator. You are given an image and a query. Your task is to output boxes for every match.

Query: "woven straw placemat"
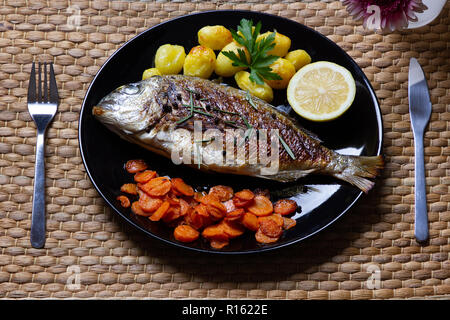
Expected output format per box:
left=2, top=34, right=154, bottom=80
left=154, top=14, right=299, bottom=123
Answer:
left=0, top=0, right=449, bottom=300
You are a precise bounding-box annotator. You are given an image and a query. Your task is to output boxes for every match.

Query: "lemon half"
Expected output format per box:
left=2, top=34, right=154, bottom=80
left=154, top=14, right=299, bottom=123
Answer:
left=287, top=61, right=356, bottom=121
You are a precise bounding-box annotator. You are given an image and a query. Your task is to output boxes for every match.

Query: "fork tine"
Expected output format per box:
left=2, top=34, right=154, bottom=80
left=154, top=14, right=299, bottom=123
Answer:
left=43, top=62, right=48, bottom=103
left=37, top=62, right=42, bottom=103
left=27, top=62, right=36, bottom=103
left=49, top=63, right=58, bottom=103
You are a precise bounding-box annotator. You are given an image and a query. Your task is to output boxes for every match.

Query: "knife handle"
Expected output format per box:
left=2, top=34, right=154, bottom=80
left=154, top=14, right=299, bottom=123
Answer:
left=414, top=130, right=428, bottom=242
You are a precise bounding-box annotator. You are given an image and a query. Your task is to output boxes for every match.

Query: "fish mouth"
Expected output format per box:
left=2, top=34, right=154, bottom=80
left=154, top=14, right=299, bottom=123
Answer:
left=92, top=106, right=105, bottom=116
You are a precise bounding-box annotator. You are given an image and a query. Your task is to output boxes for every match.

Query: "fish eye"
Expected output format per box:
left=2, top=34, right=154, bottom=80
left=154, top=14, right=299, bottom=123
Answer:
left=122, top=83, right=141, bottom=95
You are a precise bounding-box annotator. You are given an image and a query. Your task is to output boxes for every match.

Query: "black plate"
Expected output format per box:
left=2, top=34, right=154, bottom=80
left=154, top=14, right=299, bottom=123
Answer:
left=79, top=10, right=383, bottom=254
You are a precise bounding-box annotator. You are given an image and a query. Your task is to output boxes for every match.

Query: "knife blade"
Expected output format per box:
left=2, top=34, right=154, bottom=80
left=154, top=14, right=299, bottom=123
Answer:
left=408, top=58, right=432, bottom=243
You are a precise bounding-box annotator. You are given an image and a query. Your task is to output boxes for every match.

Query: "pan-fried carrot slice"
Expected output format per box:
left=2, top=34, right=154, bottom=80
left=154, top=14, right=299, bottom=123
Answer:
left=179, top=198, right=190, bottom=216
left=282, top=217, right=297, bottom=230
left=163, top=205, right=181, bottom=223
left=255, top=228, right=279, bottom=244
left=240, top=212, right=259, bottom=231
left=139, top=177, right=171, bottom=197
left=131, top=201, right=150, bottom=216
left=171, top=178, right=194, bottom=197
left=125, top=159, right=148, bottom=173
left=201, top=194, right=227, bottom=220
left=247, top=195, right=273, bottom=216
left=195, top=203, right=209, bottom=217
left=120, top=183, right=138, bottom=195
left=194, top=191, right=206, bottom=202
left=234, top=189, right=255, bottom=201
left=224, top=208, right=244, bottom=221
left=209, top=185, right=234, bottom=201
left=117, top=195, right=130, bottom=208
left=210, top=239, right=229, bottom=249
left=273, top=199, right=298, bottom=216
left=202, top=224, right=229, bottom=242
left=138, top=191, right=163, bottom=212
left=173, top=225, right=200, bottom=243
left=220, top=220, right=245, bottom=238
left=259, top=218, right=282, bottom=238
left=232, top=196, right=253, bottom=208
left=134, top=170, right=157, bottom=183
left=223, top=199, right=236, bottom=213
left=258, top=214, right=284, bottom=227
left=149, top=201, right=170, bottom=221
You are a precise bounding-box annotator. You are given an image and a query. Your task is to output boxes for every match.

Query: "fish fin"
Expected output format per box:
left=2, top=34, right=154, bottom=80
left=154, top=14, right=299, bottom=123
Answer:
left=335, top=155, right=384, bottom=193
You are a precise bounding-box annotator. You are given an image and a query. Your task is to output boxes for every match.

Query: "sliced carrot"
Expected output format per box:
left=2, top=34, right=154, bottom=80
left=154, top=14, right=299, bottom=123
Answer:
left=116, top=195, right=130, bottom=208
left=120, top=183, right=138, bottom=195
left=134, top=170, right=157, bottom=183
left=224, top=208, right=244, bottom=221
left=194, top=191, right=206, bottom=202
left=163, top=205, right=181, bottom=223
left=255, top=228, right=279, bottom=244
left=125, top=159, right=148, bottom=173
left=282, top=217, right=297, bottom=230
left=209, top=185, right=234, bottom=201
left=259, top=218, right=282, bottom=238
left=131, top=201, right=150, bottom=216
left=240, top=212, right=259, bottom=231
left=139, top=177, right=171, bottom=197
left=179, top=198, right=190, bottom=216
left=220, top=220, right=245, bottom=238
left=210, top=239, right=229, bottom=249
left=234, top=189, right=255, bottom=201
left=173, top=225, right=200, bottom=243
left=273, top=199, right=298, bottom=216
left=201, top=194, right=227, bottom=220
left=171, top=177, right=194, bottom=197
left=258, top=214, right=284, bottom=227
left=138, top=191, right=163, bottom=212
left=232, top=196, right=253, bottom=208
left=195, top=203, right=209, bottom=217
left=247, top=195, right=273, bottom=216
left=149, top=201, right=170, bottom=221
left=223, top=199, right=236, bottom=213
left=202, top=224, right=229, bottom=242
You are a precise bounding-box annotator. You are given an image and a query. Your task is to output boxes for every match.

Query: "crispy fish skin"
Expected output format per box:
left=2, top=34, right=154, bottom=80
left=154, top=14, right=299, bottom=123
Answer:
left=92, top=75, right=383, bottom=192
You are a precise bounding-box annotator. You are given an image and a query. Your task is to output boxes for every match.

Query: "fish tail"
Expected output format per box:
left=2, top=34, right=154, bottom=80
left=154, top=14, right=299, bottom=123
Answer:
left=333, top=155, right=384, bottom=193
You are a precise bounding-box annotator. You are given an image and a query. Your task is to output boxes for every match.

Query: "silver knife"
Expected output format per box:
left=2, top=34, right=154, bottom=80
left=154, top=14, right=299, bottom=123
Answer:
left=408, top=58, right=432, bottom=242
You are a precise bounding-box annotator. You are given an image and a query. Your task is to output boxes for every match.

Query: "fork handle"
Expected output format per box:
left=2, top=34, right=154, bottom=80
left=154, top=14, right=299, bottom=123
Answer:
left=414, top=130, right=428, bottom=242
left=31, top=130, right=46, bottom=248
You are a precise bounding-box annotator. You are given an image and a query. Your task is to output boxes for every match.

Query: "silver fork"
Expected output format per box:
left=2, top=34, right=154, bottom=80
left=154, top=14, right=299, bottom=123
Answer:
left=27, top=62, right=59, bottom=248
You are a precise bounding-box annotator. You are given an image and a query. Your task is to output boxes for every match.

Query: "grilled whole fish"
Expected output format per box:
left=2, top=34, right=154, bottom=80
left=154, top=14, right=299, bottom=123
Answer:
left=92, top=75, right=383, bottom=193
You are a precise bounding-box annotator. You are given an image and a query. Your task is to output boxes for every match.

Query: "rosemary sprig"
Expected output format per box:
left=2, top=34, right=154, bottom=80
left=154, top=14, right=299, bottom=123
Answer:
left=245, top=90, right=258, bottom=111
left=176, top=113, right=193, bottom=125
left=276, top=132, right=296, bottom=160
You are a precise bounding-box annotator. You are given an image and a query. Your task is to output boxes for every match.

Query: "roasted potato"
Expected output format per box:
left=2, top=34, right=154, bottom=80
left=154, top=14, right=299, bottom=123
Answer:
left=265, top=58, right=296, bottom=90
left=257, top=31, right=291, bottom=58
left=235, top=71, right=273, bottom=103
left=183, top=45, right=216, bottom=79
left=142, top=68, right=161, bottom=80
left=285, top=49, right=311, bottom=71
left=198, top=25, right=233, bottom=51
left=154, top=44, right=186, bottom=75
left=215, top=42, right=249, bottom=77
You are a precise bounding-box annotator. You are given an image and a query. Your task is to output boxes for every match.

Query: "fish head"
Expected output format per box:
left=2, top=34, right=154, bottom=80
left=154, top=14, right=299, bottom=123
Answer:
left=92, top=77, right=165, bottom=134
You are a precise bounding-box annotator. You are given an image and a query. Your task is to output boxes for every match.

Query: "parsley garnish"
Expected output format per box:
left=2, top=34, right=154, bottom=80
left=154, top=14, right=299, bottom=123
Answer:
left=222, top=19, right=282, bottom=85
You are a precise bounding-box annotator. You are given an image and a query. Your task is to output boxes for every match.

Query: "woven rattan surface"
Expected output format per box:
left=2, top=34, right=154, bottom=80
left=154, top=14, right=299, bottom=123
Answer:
left=0, top=0, right=449, bottom=300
